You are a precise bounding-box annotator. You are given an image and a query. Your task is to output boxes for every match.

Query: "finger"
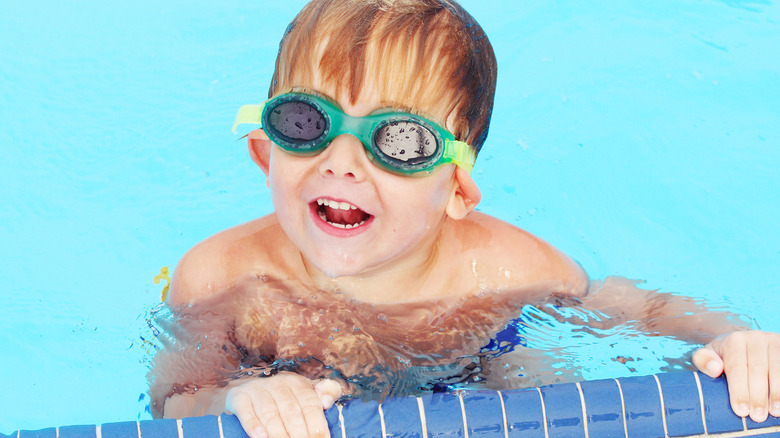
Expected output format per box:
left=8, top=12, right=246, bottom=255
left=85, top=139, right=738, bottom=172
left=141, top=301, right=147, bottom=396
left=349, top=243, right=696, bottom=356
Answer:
left=692, top=346, right=724, bottom=377
left=315, top=379, right=343, bottom=409
left=295, top=386, right=332, bottom=438
left=720, top=334, right=751, bottom=418
left=260, top=386, right=304, bottom=438
left=746, top=334, right=769, bottom=422
left=226, top=389, right=268, bottom=438
left=768, top=336, right=780, bottom=417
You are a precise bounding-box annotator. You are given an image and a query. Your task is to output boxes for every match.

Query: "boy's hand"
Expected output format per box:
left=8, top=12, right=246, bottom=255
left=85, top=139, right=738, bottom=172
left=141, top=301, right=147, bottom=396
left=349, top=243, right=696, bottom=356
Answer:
left=225, top=372, right=342, bottom=438
left=693, top=330, right=780, bottom=422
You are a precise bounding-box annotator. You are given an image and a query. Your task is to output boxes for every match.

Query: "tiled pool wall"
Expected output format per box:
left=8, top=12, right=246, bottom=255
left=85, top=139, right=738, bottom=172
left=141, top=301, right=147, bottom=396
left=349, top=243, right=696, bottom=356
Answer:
left=6, top=372, right=780, bottom=438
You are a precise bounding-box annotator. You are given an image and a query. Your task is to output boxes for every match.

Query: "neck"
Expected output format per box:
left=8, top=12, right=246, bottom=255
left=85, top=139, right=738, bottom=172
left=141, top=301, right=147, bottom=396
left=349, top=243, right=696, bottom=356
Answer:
left=300, top=235, right=445, bottom=304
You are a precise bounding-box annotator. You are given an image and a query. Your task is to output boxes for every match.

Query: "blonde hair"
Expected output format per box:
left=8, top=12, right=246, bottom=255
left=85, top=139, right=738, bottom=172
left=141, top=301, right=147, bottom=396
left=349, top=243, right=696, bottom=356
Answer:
left=269, top=0, right=497, bottom=153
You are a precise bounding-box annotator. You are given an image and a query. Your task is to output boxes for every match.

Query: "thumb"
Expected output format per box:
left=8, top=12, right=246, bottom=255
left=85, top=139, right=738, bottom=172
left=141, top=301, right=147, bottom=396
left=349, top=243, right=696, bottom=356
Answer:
left=314, top=379, right=343, bottom=409
left=693, top=343, right=725, bottom=378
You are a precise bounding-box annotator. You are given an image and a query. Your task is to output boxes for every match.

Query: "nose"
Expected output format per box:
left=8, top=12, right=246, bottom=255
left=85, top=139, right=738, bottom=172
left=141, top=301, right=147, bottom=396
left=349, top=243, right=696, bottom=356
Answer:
left=317, top=134, right=369, bottom=181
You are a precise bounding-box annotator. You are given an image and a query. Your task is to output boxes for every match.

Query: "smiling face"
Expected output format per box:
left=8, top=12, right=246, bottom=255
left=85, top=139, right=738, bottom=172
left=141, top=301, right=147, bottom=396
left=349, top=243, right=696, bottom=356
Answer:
left=253, top=0, right=492, bottom=283
left=263, top=81, right=462, bottom=279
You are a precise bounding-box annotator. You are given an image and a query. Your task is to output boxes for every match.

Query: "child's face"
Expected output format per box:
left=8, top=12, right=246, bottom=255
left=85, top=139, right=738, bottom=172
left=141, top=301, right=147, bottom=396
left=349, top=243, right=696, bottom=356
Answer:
left=264, top=77, right=462, bottom=279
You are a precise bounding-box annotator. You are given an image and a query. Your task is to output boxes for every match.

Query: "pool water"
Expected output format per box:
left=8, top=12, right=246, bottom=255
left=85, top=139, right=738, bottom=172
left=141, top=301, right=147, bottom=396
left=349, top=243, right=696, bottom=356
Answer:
left=1, top=0, right=778, bottom=433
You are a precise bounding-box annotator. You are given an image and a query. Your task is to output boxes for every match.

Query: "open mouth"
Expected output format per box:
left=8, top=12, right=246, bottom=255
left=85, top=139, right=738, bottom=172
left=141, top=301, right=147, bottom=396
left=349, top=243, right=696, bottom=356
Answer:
left=314, top=198, right=372, bottom=229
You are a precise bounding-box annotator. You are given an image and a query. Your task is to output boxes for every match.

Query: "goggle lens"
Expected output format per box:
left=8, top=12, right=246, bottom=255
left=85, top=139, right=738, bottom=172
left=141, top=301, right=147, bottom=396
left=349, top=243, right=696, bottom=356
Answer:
left=373, top=121, right=438, bottom=164
left=267, top=100, right=327, bottom=144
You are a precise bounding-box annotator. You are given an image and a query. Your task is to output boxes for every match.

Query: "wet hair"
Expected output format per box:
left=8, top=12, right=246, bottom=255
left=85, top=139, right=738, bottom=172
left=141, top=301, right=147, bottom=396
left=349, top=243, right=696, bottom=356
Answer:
left=269, top=0, right=497, bottom=154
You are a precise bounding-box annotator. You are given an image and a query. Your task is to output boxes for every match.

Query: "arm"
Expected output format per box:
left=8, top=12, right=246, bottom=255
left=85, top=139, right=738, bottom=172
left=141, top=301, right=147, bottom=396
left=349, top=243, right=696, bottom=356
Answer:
left=149, top=233, right=343, bottom=437
left=578, top=276, right=779, bottom=423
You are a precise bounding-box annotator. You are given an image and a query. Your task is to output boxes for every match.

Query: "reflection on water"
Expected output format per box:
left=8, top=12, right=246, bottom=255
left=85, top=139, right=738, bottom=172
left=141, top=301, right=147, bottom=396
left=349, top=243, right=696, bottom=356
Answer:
left=141, top=275, right=749, bottom=414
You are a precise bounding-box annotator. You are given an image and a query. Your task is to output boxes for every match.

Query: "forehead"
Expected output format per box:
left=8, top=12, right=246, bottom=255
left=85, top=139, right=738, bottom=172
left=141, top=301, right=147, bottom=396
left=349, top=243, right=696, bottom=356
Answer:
left=273, top=12, right=461, bottom=122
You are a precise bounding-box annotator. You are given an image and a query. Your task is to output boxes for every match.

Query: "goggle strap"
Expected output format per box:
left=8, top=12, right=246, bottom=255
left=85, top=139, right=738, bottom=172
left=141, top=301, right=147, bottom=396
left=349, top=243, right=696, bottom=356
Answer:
left=444, top=140, right=476, bottom=174
left=232, top=103, right=265, bottom=134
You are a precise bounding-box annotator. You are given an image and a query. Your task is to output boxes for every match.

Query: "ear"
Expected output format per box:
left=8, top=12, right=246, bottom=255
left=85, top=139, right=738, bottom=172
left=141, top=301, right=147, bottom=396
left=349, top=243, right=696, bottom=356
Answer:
left=247, top=129, right=272, bottom=177
left=445, top=166, right=482, bottom=220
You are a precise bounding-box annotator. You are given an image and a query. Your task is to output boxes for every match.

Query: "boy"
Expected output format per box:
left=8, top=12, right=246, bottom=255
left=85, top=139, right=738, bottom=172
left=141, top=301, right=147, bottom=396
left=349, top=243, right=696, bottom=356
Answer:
left=149, top=1, right=780, bottom=437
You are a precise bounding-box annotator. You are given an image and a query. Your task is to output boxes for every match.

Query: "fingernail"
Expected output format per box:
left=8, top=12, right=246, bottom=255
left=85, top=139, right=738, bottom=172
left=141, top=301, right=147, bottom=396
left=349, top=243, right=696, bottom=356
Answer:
left=752, top=407, right=766, bottom=421
left=706, top=361, right=720, bottom=376
left=771, top=402, right=780, bottom=416
left=737, top=403, right=750, bottom=417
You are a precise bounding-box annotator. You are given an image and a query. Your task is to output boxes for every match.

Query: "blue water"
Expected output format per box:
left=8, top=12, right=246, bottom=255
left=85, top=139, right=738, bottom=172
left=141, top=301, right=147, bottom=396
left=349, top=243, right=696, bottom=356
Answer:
left=1, top=0, right=778, bottom=433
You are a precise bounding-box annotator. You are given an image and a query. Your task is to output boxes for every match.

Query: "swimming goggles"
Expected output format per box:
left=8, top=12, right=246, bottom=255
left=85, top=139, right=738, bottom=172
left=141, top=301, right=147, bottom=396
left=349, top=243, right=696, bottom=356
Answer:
left=232, top=92, right=476, bottom=175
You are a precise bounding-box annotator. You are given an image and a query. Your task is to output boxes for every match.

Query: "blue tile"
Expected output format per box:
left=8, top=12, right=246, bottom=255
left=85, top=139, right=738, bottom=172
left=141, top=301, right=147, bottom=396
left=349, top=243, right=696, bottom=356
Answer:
left=181, top=416, right=218, bottom=437
left=382, top=395, right=423, bottom=437
left=341, top=398, right=383, bottom=437
left=657, top=372, right=706, bottom=437
left=59, top=424, right=98, bottom=438
left=0, top=432, right=14, bottom=438
left=422, top=393, right=464, bottom=437
left=539, top=382, right=585, bottom=438
left=579, top=378, right=625, bottom=437
left=139, top=418, right=178, bottom=438
left=501, top=388, right=545, bottom=438
left=19, top=428, right=56, bottom=438
left=219, top=414, right=248, bottom=438
left=746, top=414, right=780, bottom=430
left=462, top=390, right=505, bottom=438
left=618, top=375, right=665, bottom=438
left=100, top=421, right=138, bottom=438
left=698, top=373, right=744, bottom=433
left=324, top=403, right=343, bottom=438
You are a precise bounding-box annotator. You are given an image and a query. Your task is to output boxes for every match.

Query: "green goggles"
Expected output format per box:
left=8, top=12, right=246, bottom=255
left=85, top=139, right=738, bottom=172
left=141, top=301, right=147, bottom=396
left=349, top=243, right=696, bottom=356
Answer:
left=233, top=92, right=476, bottom=175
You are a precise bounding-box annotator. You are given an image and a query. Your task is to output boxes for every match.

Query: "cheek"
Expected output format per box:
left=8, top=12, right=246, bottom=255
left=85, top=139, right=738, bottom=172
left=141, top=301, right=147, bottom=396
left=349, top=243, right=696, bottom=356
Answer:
left=387, top=174, right=454, bottom=226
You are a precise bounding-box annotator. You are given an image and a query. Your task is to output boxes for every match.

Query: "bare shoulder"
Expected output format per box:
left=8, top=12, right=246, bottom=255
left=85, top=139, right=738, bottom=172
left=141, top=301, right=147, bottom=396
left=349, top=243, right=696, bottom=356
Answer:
left=443, top=212, right=588, bottom=297
left=167, top=214, right=294, bottom=306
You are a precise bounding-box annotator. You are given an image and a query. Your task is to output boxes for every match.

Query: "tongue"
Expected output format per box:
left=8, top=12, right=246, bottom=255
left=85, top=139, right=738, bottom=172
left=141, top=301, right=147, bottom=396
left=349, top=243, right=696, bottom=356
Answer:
left=325, top=206, right=367, bottom=225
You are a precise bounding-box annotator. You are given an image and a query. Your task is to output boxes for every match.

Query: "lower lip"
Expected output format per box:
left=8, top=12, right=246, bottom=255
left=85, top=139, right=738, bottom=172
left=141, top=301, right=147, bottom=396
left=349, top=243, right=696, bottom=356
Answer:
left=309, top=203, right=374, bottom=237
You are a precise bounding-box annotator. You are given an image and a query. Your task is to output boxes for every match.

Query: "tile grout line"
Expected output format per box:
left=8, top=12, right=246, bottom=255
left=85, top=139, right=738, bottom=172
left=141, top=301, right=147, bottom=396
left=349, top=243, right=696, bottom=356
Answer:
left=496, top=390, right=509, bottom=438
left=176, top=419, right=184, bottom=438
left=378, top=402, right=387, bottom=438
left=692, top=371, right=709, bottom=435
left=536, top=387, right=549, bottom=438
left=337, top=403, right=347, bottom=438
left=661, top=425, right=780, bottom=437
left=136, top=421, right=141, bottom=438
left=614, top=379, right=629, bottom=438
left=458, top=393, right=470, bottom=438
left=416, top=397, right=429, bottom=438
left=575, top=382, right=589, bottom=438
left=217, top=414, right=224, bottom=438
left=97, top=424, right=103, bottom=438
left=654, top=374, right=670, bottom=438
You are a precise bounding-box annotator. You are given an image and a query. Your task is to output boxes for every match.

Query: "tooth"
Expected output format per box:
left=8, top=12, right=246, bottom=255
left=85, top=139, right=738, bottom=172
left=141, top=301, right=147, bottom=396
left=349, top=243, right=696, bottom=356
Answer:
left=317, top=199, right=325, bottom=206
left=330, top=222, right=346, bottom=229
left=338, top=202, right=351, bottom=210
